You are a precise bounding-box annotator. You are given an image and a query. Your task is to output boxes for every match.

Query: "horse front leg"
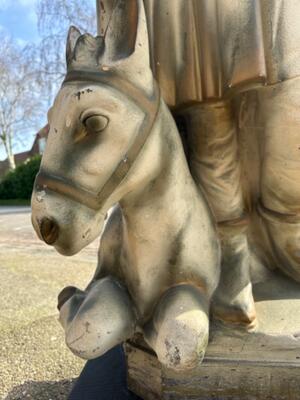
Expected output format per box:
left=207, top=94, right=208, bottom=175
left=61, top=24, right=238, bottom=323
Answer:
left=144, top=284, right=209, bottom=371
left=58, top=276, right=137, bottom=359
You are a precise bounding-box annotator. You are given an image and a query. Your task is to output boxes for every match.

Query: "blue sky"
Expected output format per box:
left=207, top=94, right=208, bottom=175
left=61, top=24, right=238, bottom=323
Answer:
left=0, top=0, right=96, bottom=161
left=0, top=0, right=39, bottom=46
left=0, top=0, right=40, bottom=160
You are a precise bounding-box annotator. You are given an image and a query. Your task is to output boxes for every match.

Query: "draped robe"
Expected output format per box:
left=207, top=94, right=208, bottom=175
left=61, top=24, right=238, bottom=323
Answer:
left=144, top=0, right=300, bottom=108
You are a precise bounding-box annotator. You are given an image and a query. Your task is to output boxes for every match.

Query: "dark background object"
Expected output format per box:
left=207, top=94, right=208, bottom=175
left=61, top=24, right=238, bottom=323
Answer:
left=68, top=345, right=141, bottom=400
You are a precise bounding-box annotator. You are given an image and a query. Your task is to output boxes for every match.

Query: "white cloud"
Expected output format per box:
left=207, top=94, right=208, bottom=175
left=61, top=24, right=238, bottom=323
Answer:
left=28, top=9, right=37, bottom=23
left=16, top=37, right=28, bottom=47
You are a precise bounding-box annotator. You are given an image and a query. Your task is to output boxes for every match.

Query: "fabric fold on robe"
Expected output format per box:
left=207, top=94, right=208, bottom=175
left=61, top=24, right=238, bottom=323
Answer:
left=144, top=0, right=300, bottom=108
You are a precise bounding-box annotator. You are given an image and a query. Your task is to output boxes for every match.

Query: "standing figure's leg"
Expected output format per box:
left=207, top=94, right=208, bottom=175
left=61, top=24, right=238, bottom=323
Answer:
left=184, top=101, right=256, bottom=329
left=144, top=284, right=209, bottom=371
left=58, top=277, right=137, bottom=359
left=257, top=78, right=300, bottom=282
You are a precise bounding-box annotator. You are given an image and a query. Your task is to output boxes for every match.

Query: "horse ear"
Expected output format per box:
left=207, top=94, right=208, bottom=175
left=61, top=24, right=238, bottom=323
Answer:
left=66, top=26, right=81, bottom=65
left=130, top=0, right=150, bottom=66
left=100, top=0, right=149, bottom=64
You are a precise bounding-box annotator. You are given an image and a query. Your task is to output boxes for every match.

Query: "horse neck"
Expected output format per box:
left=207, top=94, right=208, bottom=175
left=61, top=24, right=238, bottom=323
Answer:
left=119, top=99, right=195, bottom=235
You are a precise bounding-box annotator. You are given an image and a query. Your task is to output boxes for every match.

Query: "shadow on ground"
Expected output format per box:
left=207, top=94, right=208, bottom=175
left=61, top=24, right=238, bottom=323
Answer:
left=4, top=379, right=76, bottom=400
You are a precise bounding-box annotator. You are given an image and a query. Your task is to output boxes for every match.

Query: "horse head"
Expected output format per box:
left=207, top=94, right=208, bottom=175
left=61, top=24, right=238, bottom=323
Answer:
left=31, top=0, right=159, bottom=255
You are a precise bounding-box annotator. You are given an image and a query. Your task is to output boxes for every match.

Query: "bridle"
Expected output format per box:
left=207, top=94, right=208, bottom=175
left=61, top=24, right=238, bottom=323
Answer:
left=34, top=69, right=160, bottom=211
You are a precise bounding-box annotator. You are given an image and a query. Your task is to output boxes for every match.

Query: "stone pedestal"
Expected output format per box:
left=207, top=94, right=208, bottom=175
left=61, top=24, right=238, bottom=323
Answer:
left=125, top=270, right=300, bottom=399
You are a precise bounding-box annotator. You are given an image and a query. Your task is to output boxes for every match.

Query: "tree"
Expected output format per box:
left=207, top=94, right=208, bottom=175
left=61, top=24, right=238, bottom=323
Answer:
left=35, top=0, right=96, bottom=97
left=0, top=35, right=44, bottom=169
left=0, top=1, right=96, bottom=171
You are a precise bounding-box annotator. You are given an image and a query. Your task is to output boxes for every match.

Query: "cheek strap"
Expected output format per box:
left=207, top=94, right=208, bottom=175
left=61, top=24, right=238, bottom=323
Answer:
left=35, top=70, right=160, bottom=210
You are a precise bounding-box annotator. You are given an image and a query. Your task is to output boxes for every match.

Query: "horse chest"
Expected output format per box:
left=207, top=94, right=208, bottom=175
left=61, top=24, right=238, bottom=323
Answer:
left=118, top=237, right=174, bottom=315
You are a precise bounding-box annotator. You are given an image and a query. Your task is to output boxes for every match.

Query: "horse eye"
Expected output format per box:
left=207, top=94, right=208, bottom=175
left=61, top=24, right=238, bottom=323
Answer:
left=83, top=115, right=108, bottom=133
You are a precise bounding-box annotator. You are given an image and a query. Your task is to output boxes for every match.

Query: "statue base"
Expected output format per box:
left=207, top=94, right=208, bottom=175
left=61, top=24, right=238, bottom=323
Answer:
left=125, top=270, right=300, bottom=399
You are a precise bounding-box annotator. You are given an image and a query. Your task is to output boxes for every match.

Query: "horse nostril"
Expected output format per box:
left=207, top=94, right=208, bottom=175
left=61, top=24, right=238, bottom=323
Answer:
left=40, top=217, right=59, bottom=245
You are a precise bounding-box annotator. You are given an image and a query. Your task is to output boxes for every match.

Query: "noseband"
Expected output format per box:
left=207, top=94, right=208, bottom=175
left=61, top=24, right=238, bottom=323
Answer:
left=35, top=69, right=160, bottom=210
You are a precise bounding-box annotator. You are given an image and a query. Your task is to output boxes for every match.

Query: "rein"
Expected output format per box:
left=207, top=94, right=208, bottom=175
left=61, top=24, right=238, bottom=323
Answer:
left=35, top=69, right=160, bottom=210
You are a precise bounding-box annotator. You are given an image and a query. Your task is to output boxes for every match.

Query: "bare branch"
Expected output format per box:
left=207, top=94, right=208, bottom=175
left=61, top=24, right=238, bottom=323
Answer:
left=0, top=34, right=44, bottom=169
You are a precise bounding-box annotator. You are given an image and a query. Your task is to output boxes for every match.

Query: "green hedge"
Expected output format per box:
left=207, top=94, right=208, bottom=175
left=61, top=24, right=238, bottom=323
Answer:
left=0, top=155, right=41, bottom=200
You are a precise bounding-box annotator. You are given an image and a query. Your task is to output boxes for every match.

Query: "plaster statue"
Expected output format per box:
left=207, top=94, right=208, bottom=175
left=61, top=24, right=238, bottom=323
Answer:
left=31, top=1, right=220, bottom=370
left=31, top=0, right=300, bottom=377
left=143, top=0, right=300, bottom=328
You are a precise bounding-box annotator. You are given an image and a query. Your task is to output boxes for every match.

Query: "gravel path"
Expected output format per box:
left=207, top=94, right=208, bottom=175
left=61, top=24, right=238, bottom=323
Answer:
left=0, top=208, right=99, bottom=399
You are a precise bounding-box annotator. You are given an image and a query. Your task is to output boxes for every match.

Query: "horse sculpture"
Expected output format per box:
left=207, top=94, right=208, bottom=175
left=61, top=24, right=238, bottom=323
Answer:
left=31, top=1, right=220, bottom=370
left=31, top=0, right=300, bottom=373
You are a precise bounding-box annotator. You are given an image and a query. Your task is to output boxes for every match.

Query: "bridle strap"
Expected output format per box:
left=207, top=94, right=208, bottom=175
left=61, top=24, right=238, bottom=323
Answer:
left=35, top=172, right=107, bottom=210
left=35, top=70, right=160, bottom=210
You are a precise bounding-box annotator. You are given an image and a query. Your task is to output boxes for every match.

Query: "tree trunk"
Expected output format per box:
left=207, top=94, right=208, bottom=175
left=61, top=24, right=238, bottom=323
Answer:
left=7, top=153, right=15, bottom=170
left=1, top=133, right=16, bottom=170
left=7, top=131, right=15, bottom=170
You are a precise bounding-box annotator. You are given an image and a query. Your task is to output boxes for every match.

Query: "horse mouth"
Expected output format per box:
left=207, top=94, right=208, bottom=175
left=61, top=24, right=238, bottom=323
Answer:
left=39, top=217, right=60, bottom=245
